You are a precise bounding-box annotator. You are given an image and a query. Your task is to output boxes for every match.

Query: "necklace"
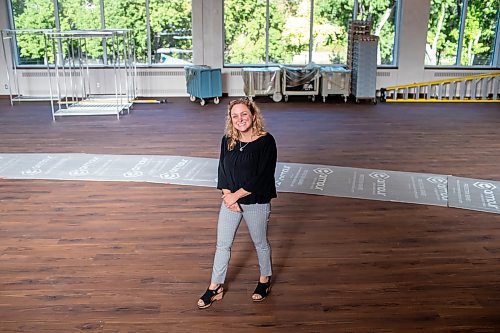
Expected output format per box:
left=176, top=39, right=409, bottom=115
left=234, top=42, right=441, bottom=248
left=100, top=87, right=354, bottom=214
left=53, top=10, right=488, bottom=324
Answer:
left=239, top=134, right=253, bottom=152
left=239, top=140, right=250, bottom=151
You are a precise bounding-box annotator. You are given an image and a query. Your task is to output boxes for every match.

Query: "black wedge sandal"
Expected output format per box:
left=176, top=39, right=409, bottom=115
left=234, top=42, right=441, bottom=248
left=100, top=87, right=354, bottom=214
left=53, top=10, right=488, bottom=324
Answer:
left=252, top=277, right=271, bottom=302
left=197, top=285, right=224, bottom=309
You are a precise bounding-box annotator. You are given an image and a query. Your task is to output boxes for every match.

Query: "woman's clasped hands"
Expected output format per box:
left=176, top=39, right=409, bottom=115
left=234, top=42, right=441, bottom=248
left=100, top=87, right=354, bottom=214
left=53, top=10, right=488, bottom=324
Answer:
left=222, top=192, right=241, bottom=212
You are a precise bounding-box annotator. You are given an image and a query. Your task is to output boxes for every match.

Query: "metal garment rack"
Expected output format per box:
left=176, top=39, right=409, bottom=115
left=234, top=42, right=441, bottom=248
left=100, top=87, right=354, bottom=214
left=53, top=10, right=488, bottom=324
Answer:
left=45, top=29, right=137, bottom=120
left=1, top=28, right=56, bottom=105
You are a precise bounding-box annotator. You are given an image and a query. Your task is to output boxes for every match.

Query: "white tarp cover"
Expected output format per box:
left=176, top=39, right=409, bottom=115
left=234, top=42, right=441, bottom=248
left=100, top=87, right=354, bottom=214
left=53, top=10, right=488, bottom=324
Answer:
left=0, top=153, right=498, bottom=215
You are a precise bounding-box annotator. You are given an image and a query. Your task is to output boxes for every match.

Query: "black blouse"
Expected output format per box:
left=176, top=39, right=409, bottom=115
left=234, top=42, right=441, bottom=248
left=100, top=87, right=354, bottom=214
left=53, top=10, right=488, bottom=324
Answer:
left=217, top=133, right=277, bottom=205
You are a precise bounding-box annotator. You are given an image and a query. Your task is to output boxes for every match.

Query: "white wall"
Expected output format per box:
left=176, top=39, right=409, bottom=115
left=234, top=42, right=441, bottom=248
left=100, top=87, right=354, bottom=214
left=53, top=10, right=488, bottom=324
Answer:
left=0, top=0, right=497, bottom=98
left=373, top=0, right=430, bottom=90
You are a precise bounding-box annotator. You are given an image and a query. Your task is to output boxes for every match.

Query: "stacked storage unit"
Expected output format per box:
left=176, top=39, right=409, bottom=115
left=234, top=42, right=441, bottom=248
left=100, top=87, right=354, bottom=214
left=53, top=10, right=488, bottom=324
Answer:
left=184, top=65, right=222, bottom=106
left=320, top=66, right=351, bottom=102
left=242, top=67, right=282, bottom=102
left=351, top=35, right=378, bottom=104
left=346, top=20, right=372, bottom=70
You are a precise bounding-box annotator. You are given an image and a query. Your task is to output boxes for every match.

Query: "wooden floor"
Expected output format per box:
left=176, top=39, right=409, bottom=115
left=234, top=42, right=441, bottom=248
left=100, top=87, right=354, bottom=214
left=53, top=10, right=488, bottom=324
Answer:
left=0, top=96, right=499, bottom=332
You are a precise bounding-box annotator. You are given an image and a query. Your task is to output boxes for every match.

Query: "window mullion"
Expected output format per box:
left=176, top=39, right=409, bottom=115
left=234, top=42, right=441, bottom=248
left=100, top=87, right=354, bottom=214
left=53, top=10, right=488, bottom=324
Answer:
left=492, top=7, right=500, bottom=67
left=265, top=0, right=270, bottom=65
left=308, top=0, right=314, bottom=64
left=146, top=0, right=151, bottom=66
left=392, top=0, right=401, bottom=67
left=53, top=0, right=63, bottom=64
left=100, top=0, right=107, bottom=65
left=456, top=0, right=468, bottom=66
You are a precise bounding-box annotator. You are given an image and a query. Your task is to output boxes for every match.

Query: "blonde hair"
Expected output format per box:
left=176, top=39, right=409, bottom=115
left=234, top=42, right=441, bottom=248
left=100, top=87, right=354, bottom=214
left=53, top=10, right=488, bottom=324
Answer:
left=225, top=98, right=267, bottom=151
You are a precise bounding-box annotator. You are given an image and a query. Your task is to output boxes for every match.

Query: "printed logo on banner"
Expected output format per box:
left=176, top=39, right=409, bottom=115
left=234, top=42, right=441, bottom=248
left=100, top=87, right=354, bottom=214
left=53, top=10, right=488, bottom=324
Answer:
left=473, top=182, right=498, bottom=210
left=123, top=158, right=149, bottom=178
left=369, top=172, right=390, bottom=197
left=160, top=172, right=180, bottom=180
left=427, top=176, right=448, bottom=201
left=22, top=168, right=42, bottom=175
left=276, top=165, right=291, bottom=187
left=473, top=182, right=497, bottom=191
left=159, top=159, right=190, bottom=180
left=427, top=176, right=447, bottom=185
left=21, top=156, right=53, bottom=176
left=69, top=157, right=100, bottom=176
left=313, top=167, right=334, bottom=175
left=312, top=167, right=333, bottom=191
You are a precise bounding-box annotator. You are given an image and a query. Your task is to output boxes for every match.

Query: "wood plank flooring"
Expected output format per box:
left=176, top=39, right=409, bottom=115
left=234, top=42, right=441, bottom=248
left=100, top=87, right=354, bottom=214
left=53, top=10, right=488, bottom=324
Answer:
left=0, top=97, right=499, bottom=332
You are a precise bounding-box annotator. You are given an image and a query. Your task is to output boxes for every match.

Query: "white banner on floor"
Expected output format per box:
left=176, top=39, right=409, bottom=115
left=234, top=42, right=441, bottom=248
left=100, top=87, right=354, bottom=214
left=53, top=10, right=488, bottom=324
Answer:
left=448, top=176, right=500, bottom=215
left=274, top=163, right=449, bottom=207
left=0, top=153, right=498, bottom=214
left=0, top=153, right=219, bottom=187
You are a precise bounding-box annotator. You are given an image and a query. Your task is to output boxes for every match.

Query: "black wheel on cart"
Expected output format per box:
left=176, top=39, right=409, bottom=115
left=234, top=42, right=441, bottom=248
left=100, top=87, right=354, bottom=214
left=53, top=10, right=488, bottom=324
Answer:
left=380, top=88, right=387, bottom=102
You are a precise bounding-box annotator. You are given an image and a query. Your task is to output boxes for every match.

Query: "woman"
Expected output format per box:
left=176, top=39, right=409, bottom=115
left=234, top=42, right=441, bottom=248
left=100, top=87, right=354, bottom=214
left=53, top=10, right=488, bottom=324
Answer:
left=197, top=98, right=277, bottom=309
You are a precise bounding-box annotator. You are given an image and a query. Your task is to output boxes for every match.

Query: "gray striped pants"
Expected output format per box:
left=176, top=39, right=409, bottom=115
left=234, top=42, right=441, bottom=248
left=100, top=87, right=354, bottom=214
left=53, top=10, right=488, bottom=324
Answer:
left=211, top=202, right=272, bottom=284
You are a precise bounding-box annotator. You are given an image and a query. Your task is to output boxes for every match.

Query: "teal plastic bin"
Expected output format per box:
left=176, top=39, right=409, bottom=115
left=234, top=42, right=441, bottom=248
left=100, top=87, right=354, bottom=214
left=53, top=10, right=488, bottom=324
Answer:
left=184, top=65, right=222, bottom=105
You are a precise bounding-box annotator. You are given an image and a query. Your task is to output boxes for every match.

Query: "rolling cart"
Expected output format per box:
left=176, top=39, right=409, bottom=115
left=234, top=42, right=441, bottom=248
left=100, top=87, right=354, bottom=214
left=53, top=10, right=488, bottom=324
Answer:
left=242, top=67, right=282, bottom=102
left=320, top=66, right=351, bottom=102
left=282, top=63, right=321, bottom=102
left=184, top=65, right=222, bottom=106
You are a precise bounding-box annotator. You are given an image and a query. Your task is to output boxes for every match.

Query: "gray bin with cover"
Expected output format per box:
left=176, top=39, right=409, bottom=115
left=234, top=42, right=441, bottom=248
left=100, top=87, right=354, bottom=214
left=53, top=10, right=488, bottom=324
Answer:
left=320, top=66, right=351, bottom=102
left=282, top=63, right=321, bottom=102
left=242, top=67, right=282, bottom=102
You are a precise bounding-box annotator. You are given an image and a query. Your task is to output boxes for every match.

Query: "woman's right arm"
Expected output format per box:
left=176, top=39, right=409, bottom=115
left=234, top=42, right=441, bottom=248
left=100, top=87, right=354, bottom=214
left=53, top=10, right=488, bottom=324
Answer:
left=217, top=137, right=240, bottom=212
left=217, top=137, right=229, bottom=190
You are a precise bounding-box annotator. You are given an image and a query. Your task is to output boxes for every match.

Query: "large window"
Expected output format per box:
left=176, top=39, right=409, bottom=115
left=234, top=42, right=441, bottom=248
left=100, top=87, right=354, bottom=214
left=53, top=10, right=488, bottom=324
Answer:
left=223, top=0, right=271, bottom=64
left=104, top=0, right=148, bottom=63
left=313, top=0, right=355, bottom=64
left=269, top=0, right=311, bottom=64
left=149, top=0, right=192, bottom=65
left=426, top=0, right=499, bottom=66
left=8, top=0, right=192, bottom=66
left=459, top=0, right=498, bottom=66
left=10, top=0, right=56, bottom=65
left=224, top=0, right=400, bottom=66
left=355, top=0, right=398, bottom=65
left=59, top=0, right=104, bottom=64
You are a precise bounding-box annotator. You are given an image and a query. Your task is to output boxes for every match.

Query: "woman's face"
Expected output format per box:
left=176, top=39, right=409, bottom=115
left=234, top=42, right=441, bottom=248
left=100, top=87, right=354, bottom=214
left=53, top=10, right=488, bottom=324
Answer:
left=230, top=103, right=254, bottom=134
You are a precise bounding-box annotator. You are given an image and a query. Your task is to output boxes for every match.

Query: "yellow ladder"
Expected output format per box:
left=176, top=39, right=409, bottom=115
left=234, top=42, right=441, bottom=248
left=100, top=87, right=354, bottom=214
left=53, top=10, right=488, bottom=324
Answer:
left=381, top=72, right=500, bottom=103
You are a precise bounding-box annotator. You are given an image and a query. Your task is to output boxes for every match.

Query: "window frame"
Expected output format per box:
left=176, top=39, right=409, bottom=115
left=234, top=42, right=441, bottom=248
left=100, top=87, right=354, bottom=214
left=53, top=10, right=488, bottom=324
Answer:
left=223, top=0, right=402, bottom=68
left=425, top=0, right=500, bottom=69
left=7, top=0, right=193, bottom=68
